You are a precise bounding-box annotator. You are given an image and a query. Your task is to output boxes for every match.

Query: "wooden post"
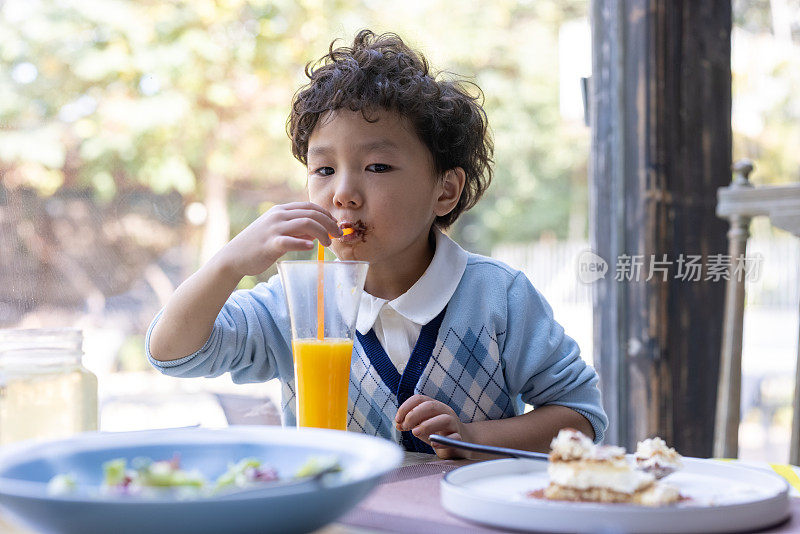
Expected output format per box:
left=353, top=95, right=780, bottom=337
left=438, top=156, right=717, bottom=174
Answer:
left=713, top=161, right=753, bottom=459
left=590, top=0, right=632, bottom=448
left=590, top=0, right=731, bottom=455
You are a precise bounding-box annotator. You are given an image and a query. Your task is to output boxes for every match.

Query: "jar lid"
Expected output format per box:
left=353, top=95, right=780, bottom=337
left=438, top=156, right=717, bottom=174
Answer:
left=0, top=328, right=83, bottom=352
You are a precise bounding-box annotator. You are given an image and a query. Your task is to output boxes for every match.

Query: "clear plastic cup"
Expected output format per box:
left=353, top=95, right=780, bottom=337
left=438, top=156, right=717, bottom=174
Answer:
left=277, top=260, right=368, bottom=430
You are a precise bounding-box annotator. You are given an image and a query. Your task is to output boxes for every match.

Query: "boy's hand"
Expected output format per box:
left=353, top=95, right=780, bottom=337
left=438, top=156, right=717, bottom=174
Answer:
left=219, top=202, right=342, bottom=277
left=395, top=394, right=471, bottom=459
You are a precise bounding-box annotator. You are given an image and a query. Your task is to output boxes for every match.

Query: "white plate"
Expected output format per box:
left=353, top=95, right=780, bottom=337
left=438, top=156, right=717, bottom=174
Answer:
left=441, top=458, right=791, bottom=533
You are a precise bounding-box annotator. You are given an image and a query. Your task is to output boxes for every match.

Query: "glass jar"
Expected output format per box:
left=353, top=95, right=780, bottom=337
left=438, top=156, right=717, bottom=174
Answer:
left=0, top=328, right=98, bottom=445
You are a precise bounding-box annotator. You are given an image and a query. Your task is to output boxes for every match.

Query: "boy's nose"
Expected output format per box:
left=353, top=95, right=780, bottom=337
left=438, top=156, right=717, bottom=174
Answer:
left=332, top=175, right=363, bottom=208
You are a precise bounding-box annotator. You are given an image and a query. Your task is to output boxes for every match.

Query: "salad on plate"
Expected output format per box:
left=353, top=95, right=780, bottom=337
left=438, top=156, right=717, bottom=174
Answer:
left=47, top=454, right=340, bottom=499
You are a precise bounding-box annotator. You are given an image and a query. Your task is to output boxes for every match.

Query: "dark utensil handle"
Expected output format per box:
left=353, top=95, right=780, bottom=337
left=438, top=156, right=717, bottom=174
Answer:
left=429, top=435, right=549, bottom=461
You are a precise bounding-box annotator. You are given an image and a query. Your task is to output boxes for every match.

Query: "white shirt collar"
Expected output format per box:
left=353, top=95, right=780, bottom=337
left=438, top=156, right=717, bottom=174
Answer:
left=356, top=227, right=469, bottom=334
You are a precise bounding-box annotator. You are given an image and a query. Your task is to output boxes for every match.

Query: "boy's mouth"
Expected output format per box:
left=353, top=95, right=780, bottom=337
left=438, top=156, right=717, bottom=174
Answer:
left=337, top=220, right=368, bottom=243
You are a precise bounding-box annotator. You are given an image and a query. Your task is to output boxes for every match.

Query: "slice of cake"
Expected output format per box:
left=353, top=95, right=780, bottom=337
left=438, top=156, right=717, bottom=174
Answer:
left=634, top=437, right=683, bottom=479
left=541, top=429, right=680, bottom=506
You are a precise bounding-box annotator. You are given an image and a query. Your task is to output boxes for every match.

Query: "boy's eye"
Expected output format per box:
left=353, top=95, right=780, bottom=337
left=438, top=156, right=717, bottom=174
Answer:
left=313, top=167, right=334, bottom=176
left=366, top=163, right=392, bottom=173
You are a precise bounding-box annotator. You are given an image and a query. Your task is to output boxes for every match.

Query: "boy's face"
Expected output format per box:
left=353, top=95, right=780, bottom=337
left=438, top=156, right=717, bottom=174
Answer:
left=306, top=108, right=444, bottom=276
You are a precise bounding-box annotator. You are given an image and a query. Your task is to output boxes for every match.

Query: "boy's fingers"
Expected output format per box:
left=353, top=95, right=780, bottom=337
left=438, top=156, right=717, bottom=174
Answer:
left=281, top=218, right=334, bottom=246
left=430, top=432, right=462, bottom=449
left=281, top=209, right=342, bottom=238
left=431, top=432, right=464, bottom=460
left=400, top=400, right=447, bottom=431
left=410, top=414, right=454, bottom=441
left=276, top=236, right=315, bottom=251
left=395, top=394, right=431, bottom=426
left=286, top=202, right=342, bottom=234
left=435, top=446, right=463, bottom=460
left=308, top=209, right=343, bottom=237
left=283, top=201, right=334, bottom=219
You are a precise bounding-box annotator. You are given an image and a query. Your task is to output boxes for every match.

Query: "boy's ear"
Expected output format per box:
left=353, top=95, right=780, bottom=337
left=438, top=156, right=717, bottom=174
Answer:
left=434, top=167, right=466, bottom=217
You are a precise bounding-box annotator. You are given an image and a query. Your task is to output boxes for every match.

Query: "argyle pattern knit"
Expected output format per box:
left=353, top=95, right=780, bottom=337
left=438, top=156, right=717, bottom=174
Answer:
left=146, top=253, right=609, bottom=446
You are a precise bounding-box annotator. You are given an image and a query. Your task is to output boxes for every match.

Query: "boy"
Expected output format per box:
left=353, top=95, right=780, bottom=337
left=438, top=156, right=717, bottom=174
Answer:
left=148, top=30, right=607, bottom=458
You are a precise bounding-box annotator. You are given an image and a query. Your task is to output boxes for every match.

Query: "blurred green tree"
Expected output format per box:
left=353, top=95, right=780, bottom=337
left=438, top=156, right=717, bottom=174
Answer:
left=0, top=0, right=591, bottom=257
left=0, top=0, right=598, bottom=323
left=0, top=0, right=339, bottom=268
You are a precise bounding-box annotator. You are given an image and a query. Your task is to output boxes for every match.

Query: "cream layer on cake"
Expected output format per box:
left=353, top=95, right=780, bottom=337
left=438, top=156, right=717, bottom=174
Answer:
left=548, top=461, right=655, bottom=494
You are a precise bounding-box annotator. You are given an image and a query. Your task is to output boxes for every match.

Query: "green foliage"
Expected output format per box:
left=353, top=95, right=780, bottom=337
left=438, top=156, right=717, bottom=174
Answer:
left=0, top=0, right=589, bottom=257
left=116, top=334, right=149, bottom=372
left=4, top=0, right=796, bottom=259
left=237, top=275, right=259, bottom=290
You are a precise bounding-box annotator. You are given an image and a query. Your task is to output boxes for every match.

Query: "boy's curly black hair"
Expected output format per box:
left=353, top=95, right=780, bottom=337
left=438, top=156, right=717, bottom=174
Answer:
left=287, top=29, right=493, bottom=229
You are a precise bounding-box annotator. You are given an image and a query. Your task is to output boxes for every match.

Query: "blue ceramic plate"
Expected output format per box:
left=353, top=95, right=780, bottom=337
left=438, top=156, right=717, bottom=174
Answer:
left=0, top=426, right=403, bottom=534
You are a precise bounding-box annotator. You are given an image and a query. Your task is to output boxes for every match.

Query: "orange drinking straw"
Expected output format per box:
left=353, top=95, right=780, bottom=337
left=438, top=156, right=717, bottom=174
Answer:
left=316, top=240, right=325, bottom=341
left=316, top=228, right=353, bottom=340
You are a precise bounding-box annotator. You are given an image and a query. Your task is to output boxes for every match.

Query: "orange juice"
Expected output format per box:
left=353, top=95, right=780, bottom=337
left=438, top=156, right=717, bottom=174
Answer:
left=292, top=338, right=353, bottom=430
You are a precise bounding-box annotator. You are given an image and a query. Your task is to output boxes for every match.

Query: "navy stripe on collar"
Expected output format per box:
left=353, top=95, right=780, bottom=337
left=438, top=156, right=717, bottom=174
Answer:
left=398, top=305, right=447, bottom=406
left=356, top=328, right=400, bottom=393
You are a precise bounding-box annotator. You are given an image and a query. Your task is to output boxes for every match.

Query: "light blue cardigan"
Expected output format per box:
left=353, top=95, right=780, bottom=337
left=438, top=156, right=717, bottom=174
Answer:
left=147, top=253, right=609, bottom=445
